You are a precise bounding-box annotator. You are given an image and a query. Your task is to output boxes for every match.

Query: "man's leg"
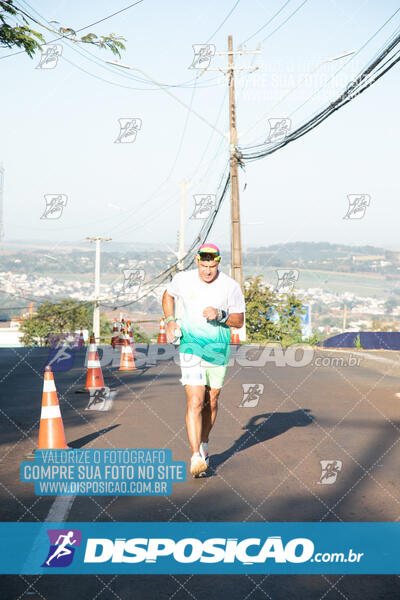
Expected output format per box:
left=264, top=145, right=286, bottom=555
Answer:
left=185, top=385, right=205, bottom=454
left=201, top=386, right=220, bottom=443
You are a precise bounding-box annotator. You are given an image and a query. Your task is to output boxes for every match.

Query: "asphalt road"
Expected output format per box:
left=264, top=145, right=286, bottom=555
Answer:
left=0, top=345, right=399, bottom=599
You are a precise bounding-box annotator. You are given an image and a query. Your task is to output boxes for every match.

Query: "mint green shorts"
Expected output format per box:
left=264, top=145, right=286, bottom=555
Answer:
left=179, top=352, right=228, bottom=389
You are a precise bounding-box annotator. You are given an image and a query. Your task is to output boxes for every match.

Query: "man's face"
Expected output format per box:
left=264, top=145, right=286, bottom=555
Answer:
left=197, top=259, right=219, bottom=283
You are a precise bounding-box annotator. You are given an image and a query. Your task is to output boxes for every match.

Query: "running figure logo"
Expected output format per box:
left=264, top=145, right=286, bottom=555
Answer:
left=189, top=44, right=216, bottom=69
left=267, top=118, right=291, bottom=142
left=190, top=194, right=216, bottom=219
left=122, top=268, right=145, bottom=294
left=46, top=333, right=75, bottom=372
left=114, top=118, right=142, bottom=143
left=42, top=529, right=82, bottom=567
left=40, top=194, right=68, bottom=220
left=36, top=44, right=63, bottom=69
left=239, top=384, right=264, bottom=408
left=343, top=194, right=370, bottom=219
left=275, top=269, right=299, bottom=293
left=317, top=460, right=343, bottom=485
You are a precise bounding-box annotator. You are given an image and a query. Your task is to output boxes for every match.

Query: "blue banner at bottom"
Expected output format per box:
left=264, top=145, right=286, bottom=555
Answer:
left=0, top=522, right=398, bottom=574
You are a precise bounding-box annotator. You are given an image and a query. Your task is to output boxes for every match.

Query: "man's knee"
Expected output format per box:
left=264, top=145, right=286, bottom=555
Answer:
left=187, top=393, right=204, bottom=413
left=208, top=388, right=221, bottom=409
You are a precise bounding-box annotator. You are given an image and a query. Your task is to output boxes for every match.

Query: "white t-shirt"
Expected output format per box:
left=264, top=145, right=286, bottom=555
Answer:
left=165, top=268, right=245, bottom=364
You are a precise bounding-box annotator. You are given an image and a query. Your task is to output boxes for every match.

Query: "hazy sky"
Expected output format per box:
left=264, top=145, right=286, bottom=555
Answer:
left=1, top=0, right=399, bottom=253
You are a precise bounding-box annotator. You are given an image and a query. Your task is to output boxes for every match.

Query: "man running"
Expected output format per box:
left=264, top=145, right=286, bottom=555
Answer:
left=162, top=243, right=245, bottom=477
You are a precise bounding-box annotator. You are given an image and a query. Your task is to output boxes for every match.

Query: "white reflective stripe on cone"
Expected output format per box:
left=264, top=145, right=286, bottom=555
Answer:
left=43, top=380, right=56, bottom=392
left=89, top=344, right=97, bottom=351
left=41, top=405, right=61, bottom=419
left=87, top=360, right=100, bottom=367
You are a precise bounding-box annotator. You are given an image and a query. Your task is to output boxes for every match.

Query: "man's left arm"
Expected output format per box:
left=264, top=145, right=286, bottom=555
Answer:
left=226, top=312, right=244, bottom=328
left=202, top=283, right=245, bottom=328
left=226, top=282, right=246, bottom=328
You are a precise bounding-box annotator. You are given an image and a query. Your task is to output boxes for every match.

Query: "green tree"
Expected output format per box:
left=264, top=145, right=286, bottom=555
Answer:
left=20, top=299, right=95, bottom=346
left=131, top=325, right=151, bottom=344
left=244, top=276, right=304, bottom=345
left=0, top=1, right=125, bottom=57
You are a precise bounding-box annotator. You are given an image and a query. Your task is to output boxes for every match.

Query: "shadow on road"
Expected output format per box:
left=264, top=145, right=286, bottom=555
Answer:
left=212, top=409, right=314, bottom=470
left=68, top=424, right=120, bottom=448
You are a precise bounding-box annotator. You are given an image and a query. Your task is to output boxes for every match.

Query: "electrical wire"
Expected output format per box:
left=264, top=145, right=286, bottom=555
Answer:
left=242, top=0, right=293, bottom=44
left=260, top=0, right=311, bottom=44
left=0, top=0, right=145, bottom=60
left=239, top=27, right=400, bottom=161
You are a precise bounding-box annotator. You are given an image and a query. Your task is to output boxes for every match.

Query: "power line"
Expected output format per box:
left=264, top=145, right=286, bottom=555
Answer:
left=239, top=26, right=400, bottom=162
left=242, top=0, right=293, bottom=44
left=260, top=0, right=311, bottom=44
left=205, top=0, right=241, bottom=43
left=0, top=0, right=145, bottom=60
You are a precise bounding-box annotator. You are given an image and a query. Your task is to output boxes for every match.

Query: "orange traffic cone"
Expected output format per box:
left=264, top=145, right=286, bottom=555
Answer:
left=85, top=333, right=105, bottom=389
left=127, top=320, right=136, bottom=355
left=111, top=319, right=119, bottom=348
left=117, top=320, right=125, bottom=347
left=157, top=319, right=167, bottom=344
left=230, top=328, right=240, bottom=344
left=78, top=330, right=85, bottom=348
left=119, top=332, right=136, bottom=371
left=38, top=366, right=69, bottom=450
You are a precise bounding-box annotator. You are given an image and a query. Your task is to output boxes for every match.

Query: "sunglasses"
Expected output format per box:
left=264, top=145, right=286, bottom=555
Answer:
left=197, top=252, right=221, bottom=262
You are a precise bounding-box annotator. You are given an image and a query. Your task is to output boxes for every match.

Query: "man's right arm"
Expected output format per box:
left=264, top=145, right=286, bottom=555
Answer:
left=162, top=290, right=178, bottom=343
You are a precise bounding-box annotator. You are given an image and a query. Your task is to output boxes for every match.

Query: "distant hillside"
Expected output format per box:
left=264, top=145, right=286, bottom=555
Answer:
left=246, top=242, right=385, bottom=262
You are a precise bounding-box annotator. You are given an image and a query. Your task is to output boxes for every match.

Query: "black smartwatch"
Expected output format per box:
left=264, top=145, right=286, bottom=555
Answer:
left=216, top=309, right=229, bottom=324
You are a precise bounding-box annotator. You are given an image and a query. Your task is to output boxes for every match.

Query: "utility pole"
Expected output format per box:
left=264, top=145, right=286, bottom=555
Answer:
left=228, top=35, right=242, bottom=287
left=207, top=38, right=261, bottom=288
left=86, top=237, right=111, bottom=343
left=168, top=179, right=200, bottom=270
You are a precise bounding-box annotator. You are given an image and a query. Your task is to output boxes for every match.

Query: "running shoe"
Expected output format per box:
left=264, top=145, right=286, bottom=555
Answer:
left=199, top=442, right=209, bottom=467
left=190, top=452, right=208, bottom=478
